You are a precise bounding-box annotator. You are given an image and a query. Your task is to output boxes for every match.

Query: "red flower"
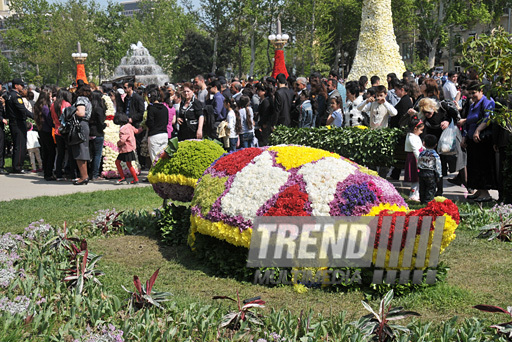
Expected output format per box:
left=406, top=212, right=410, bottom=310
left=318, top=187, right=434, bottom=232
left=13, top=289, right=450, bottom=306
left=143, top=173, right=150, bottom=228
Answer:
left=212, top=148, right=263, bottom=175
left=264, top=184, right=310, bottom=216
left=374, top=199, right=460, bottom=251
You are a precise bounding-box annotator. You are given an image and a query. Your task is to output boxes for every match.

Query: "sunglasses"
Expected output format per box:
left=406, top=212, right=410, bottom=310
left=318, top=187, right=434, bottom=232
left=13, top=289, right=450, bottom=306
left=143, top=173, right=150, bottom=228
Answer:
left=423, top=111, right=434, bottom=115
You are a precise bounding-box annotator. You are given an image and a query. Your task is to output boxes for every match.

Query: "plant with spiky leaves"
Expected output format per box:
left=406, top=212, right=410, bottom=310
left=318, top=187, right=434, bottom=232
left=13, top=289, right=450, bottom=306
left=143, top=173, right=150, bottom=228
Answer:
left=121, top=268, right=171, bottom=312
left=474, top=304, right=512, bottom=339
left=356, top=290, right=420, bottom=341
left=213, top=290, right=265, bottom=330
left=90, top=209, right=125, bottom=234
left=62, top=249, right=105, bottom=294
left=477, top=214, right=512, bottom=242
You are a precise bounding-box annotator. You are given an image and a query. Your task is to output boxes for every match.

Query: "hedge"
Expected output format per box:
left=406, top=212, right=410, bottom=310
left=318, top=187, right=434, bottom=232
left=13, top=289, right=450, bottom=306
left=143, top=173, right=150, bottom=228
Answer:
left=269, top=126, right=405, bottom=168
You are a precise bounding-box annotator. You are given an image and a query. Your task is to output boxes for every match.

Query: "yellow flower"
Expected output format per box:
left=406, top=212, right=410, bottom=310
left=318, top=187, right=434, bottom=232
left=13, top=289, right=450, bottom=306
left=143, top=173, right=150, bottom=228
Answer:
left=269, top=146, right=340, bottom=170
left=354, top=125, right=368, bottom=130
left=148, top=172, right=198, bottom=187
left=293, top=284, right=309, bottom=293
left=189, top=215, right=252, bottom=248
left=364, top=203, right=408, bottom=217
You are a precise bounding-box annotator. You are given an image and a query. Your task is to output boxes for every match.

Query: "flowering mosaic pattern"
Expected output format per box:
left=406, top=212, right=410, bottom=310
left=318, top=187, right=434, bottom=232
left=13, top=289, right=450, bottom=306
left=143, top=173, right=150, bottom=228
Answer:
left=190, top=145, right=407, bottom=248
left=149, top=139, right=225, bottom=201
left=347, top=0, right=406, bottom=84
left=365, top=197, right=460, bottom=268
left=102, top=120, right=141, bottom=179
left=101, top=96, right=141, bottom=179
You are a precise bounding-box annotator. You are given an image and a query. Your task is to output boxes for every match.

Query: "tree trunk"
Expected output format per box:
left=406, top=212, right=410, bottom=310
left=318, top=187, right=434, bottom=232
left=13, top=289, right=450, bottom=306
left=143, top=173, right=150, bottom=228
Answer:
left=310, top=0, right=316, bottom=70
left=250, top=19, right=256, bottom=77
left=212, top=31, right=218, bottom=73
left=427, top=44, right=437, bottom=69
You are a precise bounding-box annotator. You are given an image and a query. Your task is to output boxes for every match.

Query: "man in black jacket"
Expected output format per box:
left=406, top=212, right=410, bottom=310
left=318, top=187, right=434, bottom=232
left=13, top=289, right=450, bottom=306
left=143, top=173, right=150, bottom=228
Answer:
left=123, top=82, right=145, bottom=127
left=271, top=73, right=294, bottom=129
left=389, top=80, right=414, bottom=180
left=6, top=78, right=33, bottom=173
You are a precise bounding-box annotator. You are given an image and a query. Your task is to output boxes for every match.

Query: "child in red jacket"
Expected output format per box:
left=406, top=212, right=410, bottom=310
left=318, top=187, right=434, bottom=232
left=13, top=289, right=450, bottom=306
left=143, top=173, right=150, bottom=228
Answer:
left=114, top=114, right=142, bottom=184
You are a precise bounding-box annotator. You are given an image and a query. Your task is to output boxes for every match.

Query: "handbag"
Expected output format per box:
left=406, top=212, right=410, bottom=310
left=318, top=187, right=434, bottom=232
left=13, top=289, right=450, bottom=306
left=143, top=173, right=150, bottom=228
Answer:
left=437, top=120, right=458, bottom=155
left=67, top=115, right=86, bottom=146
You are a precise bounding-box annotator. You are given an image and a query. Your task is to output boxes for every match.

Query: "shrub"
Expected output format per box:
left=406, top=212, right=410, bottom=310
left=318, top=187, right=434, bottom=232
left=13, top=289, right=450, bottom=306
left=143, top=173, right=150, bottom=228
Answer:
left=269, top=126, right=404, bottom=167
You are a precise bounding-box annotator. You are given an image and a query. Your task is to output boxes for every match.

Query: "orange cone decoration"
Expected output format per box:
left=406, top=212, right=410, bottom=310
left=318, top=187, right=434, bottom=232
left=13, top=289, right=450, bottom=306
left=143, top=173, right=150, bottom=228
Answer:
left=76, top=64, right=88, bottom=84
left=271, top=50, right=288, bottom=79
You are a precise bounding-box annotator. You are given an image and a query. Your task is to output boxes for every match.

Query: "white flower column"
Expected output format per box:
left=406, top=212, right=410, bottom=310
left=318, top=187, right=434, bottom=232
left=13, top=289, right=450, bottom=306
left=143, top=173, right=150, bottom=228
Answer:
left=347, top=0, right=406, bottom=83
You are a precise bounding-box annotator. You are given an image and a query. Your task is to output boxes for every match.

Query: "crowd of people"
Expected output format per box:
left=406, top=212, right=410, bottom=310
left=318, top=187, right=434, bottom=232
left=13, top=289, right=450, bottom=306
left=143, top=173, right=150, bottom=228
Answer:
left=0, top=69, right=507, bottom=203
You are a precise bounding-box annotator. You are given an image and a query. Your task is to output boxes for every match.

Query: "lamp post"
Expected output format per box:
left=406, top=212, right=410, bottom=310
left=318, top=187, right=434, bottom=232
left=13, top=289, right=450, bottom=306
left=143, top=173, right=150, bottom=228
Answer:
left=268, top=17, right=290, bottom=79
left=72, top=42, right=88, bottom=84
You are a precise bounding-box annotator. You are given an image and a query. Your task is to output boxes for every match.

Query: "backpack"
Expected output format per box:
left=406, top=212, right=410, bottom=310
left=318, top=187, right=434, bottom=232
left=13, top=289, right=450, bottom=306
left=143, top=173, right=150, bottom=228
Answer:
left=58, top=105, right=77, bottom=135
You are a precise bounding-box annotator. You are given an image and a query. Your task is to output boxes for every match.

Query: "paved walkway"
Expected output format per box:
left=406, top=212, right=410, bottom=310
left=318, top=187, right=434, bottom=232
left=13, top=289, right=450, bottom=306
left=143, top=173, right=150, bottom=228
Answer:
left=0, top=170, right=498, bottom=203
left=0, top=171, right=151, bottom=202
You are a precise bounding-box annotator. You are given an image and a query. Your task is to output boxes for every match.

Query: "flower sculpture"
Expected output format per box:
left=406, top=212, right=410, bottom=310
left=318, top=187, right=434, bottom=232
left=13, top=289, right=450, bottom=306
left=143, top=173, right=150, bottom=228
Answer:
left=189, top=146, right=459, bottom=271
left=149, top=139, right=225, bottom=202
left=101, top=95, right=141, bottom=178
left=347, top=0, right=406, bottom=84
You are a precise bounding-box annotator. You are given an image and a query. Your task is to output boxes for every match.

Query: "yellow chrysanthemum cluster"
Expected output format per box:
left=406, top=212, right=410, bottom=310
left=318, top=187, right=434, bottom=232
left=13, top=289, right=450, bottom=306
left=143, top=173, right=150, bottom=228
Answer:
left=268, top=146, right=341, bottom=170
left=148, top=173, right=198, bottom=187
left=190, top=215, right=252, bottom=248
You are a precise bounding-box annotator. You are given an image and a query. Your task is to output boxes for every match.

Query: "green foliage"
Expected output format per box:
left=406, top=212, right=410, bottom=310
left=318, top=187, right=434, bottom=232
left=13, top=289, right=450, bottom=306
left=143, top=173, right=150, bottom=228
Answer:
left=191, top=174, right=228, bottom=216
left=405, top=53, right=430, bottom=76
left=473, top=304, right=512, bottom=339
left=461, top=27, right=512, bottom=133
left=213, top=290, right=265, bottom=329
left=157, top=203, right=191, bottom=246
left=173, top=30, right=214, bottom=80
left=121, top=268, right=172, bottom=312
left=150, top=139, right=225, bottom=179
left=269, top=126, right=404, bottom=168
left=357, top=290, right=421, bottom=341
left=0, top=54, right=12, bottom=81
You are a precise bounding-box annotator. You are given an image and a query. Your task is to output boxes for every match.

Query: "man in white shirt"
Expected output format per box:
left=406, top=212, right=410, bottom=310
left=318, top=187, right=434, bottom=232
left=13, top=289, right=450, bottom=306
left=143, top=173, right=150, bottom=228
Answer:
left=194, top=74, right=208, bottom=105
left=442, top=72, right=458, bottom=101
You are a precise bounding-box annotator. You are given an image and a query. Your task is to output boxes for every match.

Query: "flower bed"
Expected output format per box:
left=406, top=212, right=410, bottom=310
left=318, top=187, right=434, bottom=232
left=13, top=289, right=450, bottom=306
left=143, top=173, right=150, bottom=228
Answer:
left=189, top=145, right=459, bottom=271
left=148, top=139, right=225, bottom=202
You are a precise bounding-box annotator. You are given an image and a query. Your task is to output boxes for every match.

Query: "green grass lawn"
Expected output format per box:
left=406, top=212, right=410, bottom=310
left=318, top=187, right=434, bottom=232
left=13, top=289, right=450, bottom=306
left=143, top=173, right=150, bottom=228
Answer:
left=1, top=188, right=511, bottom=327
left=0, top=187, right=162, bottom=234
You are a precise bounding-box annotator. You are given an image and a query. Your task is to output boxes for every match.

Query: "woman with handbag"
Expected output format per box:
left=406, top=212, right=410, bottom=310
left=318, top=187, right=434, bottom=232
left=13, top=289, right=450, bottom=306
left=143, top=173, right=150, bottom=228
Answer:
left=461, top=80, right=497, bottom=202
left=72, top=84, right=92, bottom=185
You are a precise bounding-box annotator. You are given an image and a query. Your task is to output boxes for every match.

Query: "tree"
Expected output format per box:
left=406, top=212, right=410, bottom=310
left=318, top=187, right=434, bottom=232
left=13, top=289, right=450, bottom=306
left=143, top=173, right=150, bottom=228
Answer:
left=92, top=1, right=131, bottom=79
left=0, top=55, right=12, bottom=82
left=460, top=27, right=512, bottom=132
left=2, top=0, right=54, bottom=81
left=129, top=0, right=192, bottom=75
left=173, top=30, right=213, bottom=81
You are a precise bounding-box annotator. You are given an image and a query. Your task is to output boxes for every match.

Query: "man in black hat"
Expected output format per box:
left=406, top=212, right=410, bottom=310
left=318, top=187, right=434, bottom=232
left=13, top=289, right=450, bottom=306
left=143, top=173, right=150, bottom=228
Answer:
left=5, top=78, right=33, bottom=173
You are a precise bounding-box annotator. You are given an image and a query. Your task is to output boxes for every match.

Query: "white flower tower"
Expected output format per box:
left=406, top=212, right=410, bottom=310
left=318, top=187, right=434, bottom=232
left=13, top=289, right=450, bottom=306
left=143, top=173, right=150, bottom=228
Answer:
left=347, top=0, right=406, bottom=83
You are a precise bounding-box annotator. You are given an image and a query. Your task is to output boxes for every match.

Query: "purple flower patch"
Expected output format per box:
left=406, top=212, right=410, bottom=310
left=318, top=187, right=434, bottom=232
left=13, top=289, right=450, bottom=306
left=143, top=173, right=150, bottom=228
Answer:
left=336, top=183, right=377, bottom=216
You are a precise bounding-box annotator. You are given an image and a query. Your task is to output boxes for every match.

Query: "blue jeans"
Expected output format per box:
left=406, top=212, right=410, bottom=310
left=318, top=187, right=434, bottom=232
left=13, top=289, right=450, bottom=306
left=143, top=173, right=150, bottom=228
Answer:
left=90, top=136, right=104, bottom=179
left=240, top=132, right=254, bottom=148
left=228, top=137, right=238, bottom=152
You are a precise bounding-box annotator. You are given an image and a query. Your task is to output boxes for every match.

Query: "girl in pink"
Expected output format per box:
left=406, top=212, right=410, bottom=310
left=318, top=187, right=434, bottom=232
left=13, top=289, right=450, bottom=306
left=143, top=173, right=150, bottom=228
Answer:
left=114, top=114, right=142, bottom=184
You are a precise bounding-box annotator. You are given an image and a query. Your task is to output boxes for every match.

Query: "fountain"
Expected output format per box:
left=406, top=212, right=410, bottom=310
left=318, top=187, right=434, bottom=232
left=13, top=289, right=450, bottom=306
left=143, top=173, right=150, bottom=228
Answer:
left=113, top=41, right=170, bottom=85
